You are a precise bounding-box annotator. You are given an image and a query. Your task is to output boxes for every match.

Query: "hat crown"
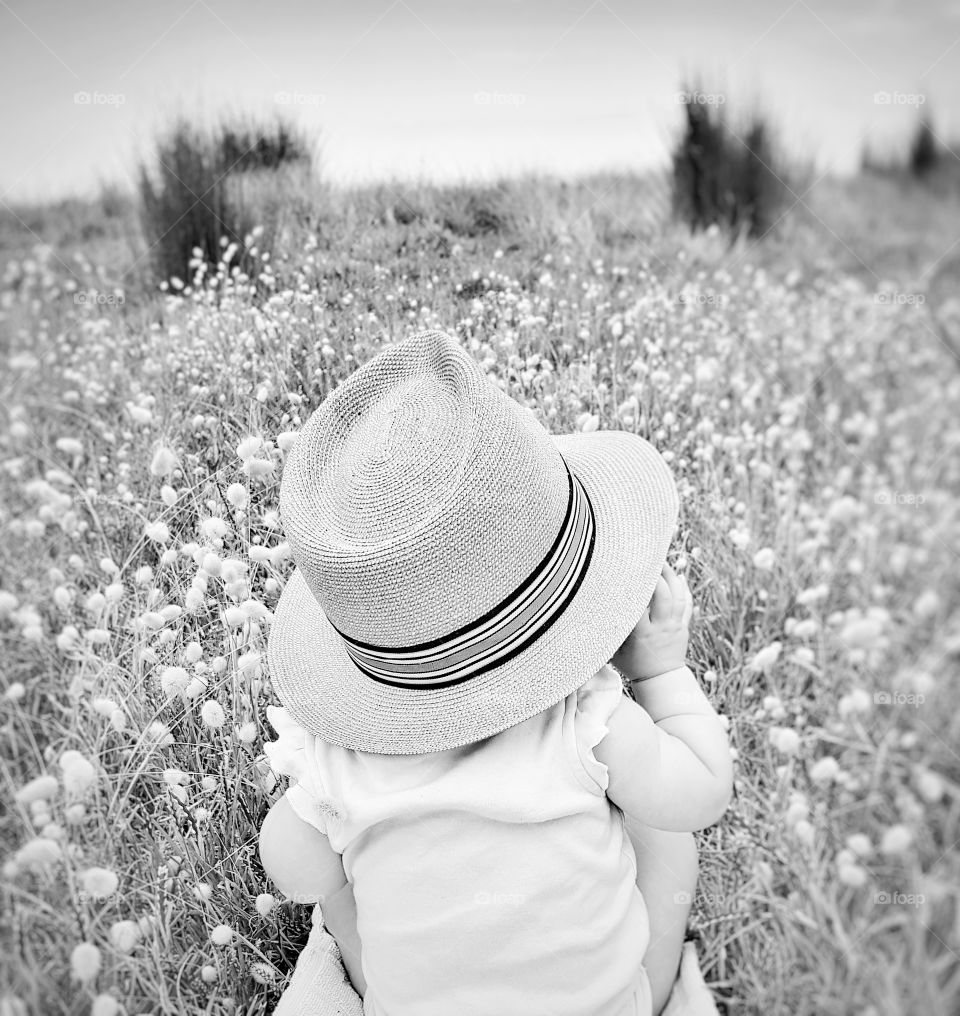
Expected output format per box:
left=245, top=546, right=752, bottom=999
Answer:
left=280, top=331, right=570, bottom=648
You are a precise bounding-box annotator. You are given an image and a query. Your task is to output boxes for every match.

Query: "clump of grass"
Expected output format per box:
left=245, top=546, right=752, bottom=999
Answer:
left=670, top=84, right=792, bottom=239
left=136, top=113, right=316, bottom=288
left=909, top=117, right=939, bottom=177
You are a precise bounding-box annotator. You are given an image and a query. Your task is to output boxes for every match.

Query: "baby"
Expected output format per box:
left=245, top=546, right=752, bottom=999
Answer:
left=257, top=330, right=732, bottom=1015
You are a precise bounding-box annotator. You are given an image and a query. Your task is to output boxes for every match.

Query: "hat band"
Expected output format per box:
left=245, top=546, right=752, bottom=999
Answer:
left=328, top=455, right=597, bottom=690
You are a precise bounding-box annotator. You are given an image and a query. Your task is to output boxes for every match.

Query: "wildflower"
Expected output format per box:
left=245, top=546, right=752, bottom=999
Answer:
left=201, top=700, right=226, bottom=729
left=65, top=804, right=87, bottom=824
left=225, top=483, right=248, bottom=509
left=838, top=688, right=872, bottom=718
left=150, top=446, right=178, bottom=478
left=201, top=552, right=222, bottom=576
left=53, top=586, right=73, bottom=610
left=145, top=721, right=174, bottom=747
left=276, top=431, right=298, bottom=453
left=201, top=965, right=218, bottom=983
left=846, top=833, right=872, bottom=858
left=56, top=625, right=81, bottom=652
left=81, top=867, right=119, bottom=899
left=70, top=941, right=101, bottom=982
left=880, top=824, right=913, bottom=856
left=14, top=775, right=59, bottom=805
left=729, top=529, right=751, bottom=551
left=243, top=457, right=275, bottom=479
left=56, top=437, right=84, bottom=457
left=159, top=667, right=190, bottom=699
left=144, top=520, right=170, bottom=544
left=784, top=795, right=808, bottom=826
left=837, top=862, right=868, bottom=888
left=160, top=484, right=178, bottom=506
left=914, top=767, right=944, bottom=803
left=5, top=682, right=26, bottom=702
left=104, top=582, right=124, bottom=601
left=250, top=962, right=277, bottom=984
left=201, top=776, right=217, bottom=793
left=792, top=820, right=815, bottom=847
left=91, top=994, right=120, bottom=1016
left=237, top=651, right=261, bottom=675
left=838, top=615, right=883, bottom=649
left=160, top=548, right=178, bottom=566
left=199, top=517, right=228, bottom=541
left=752, top=547, right=776, bottom=571
left=135, top=565, right=154, bottom=585
left=0, top=590, right=19, bottom=616
left=60, top=750, right=96, bottom=799
left=236, top=435, right=263, bottom=462
left=126, top=402, right=153, bottom=425
left=808, top=756, right=840, bottom=784
left=769, top=727, right=800, bottom=756
left=210, top=924, right=233, bottom=946
left=183, top=641, right=203, bottom=664
left=14, top=837, right=62, bottom=870
left=913, top=590, right=939, bottom=620
left=748, top=641, right=782, bottom=674
left=222, top=607, right=247, bottom=628
left=255, top=892, right=276, bottom=917
left=236, top=722, right=257, bottom=743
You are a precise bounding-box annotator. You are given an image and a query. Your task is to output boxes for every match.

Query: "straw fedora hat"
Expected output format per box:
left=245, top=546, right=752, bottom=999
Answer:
left=266, top=330, right=679, bottom=755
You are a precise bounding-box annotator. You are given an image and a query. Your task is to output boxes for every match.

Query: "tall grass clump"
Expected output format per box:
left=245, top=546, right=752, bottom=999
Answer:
left=137, top=114, right=316, bottom=288
left=909, top=117, right=939, bottom=177
left=670, top=84, right=792, bottom=239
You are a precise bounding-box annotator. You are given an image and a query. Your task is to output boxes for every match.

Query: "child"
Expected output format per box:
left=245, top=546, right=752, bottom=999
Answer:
left=258, top=330, right=733, bottom=1015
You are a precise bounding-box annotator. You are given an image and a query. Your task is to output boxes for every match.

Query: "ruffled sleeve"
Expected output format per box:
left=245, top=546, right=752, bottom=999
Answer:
left=566, top=664, right=626, bottom=795
left=263, top=705, right=343, bottom=837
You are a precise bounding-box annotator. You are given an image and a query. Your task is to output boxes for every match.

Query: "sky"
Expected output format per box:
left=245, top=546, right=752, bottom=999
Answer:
left=1, top=0, right=959, bottom=202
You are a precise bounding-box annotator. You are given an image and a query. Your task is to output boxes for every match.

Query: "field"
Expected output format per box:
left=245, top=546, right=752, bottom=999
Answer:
left=1, top=167, right=959, bottom=1016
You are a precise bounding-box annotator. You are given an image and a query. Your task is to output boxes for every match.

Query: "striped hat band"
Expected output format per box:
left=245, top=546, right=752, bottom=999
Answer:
left=327, top=455, right=597, bottom=689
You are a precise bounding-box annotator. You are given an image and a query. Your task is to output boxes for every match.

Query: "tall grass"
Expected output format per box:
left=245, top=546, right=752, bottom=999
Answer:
left=670, top=85, right=792, bottom=239
left=136, top=115, right=316, bottom=288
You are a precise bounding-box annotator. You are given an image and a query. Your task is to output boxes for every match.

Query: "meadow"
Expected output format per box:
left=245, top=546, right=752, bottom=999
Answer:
left=1, top=164, right=959, bottom=1016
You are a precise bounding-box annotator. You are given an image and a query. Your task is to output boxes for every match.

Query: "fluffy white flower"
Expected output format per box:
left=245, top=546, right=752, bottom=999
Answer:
left=70, top=942, right=101, bottom=982
left=149, top=446, right=178, bottom=478
left=144, top=521, right=170, bottom=544
left=226, top=483, right=248, bottom=509
left=81, top=867, right=119, bottom=899
left=210, top=924, right=233, bottom=945
left=14, top=775, right=59, bottom=804
left=200, top=700, right=226, bottom=729
left=109, top=920, right=141, bottom=953
left=60, top=751, right=96, bottom=799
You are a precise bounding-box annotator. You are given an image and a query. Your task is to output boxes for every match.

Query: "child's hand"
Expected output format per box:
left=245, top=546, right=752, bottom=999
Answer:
left=610, top=562, right=692, bottom=681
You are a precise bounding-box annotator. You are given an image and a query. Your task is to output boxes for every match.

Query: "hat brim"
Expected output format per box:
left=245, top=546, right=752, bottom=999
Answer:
left=266, top=429, right=679, bottom=754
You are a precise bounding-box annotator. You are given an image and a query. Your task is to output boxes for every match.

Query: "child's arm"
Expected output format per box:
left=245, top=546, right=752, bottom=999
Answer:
left=259, top=796, right=367, bottom=995
left=595, top=563, right=733, bottom=832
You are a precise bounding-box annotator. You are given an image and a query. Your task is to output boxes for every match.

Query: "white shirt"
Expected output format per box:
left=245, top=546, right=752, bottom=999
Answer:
left=263, top=663, right=652, bottom=1016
